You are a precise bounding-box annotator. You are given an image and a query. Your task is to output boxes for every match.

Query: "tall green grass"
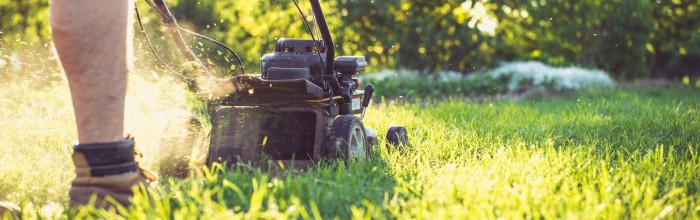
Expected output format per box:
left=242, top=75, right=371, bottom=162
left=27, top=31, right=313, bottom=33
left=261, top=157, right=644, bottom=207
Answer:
left=2, top=69, right=699, bottom=219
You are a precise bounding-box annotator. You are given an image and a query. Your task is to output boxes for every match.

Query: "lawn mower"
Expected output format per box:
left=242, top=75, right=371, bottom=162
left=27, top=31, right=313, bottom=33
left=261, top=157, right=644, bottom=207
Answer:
left=139, top=0, right=409, bottom=171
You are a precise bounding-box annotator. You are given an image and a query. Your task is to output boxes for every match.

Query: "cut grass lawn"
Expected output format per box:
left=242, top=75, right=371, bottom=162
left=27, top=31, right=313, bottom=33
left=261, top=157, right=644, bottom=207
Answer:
left=1, top=74, right=699, bottom=219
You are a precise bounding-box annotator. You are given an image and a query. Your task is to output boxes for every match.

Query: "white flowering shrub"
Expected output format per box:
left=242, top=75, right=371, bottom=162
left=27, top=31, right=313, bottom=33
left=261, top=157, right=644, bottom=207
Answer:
left=489, top=61, right=616, bottom=91
left=359, top=61, right=616, bottom=98
left=359, top=69, right=510, bottom=98
left=360, top=69, right=421, bottom=81
left=360, top=69, right=466, bottom=82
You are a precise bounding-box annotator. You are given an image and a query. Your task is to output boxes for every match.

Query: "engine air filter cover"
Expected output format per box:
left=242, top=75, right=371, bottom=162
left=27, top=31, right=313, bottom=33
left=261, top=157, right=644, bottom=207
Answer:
left=334, top=56, right=367, bottom=75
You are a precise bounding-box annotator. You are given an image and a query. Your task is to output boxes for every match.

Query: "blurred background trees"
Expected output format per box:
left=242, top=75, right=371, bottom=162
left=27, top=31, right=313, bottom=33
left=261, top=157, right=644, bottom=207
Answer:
left=1, top=0, right=698, bottom=79
left=0, top=0, right=49, bottom=45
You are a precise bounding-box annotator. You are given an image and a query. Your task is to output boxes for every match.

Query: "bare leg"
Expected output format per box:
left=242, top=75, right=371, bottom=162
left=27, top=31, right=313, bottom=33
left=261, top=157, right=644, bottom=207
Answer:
left=51, top=0, right=133, bottom=144
left=51, top=0, right=155, bottom=208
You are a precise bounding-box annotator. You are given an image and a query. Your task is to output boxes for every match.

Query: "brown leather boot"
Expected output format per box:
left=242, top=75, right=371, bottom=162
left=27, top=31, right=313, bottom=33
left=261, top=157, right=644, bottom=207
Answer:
left=69, top=136, right=157, bottom=208
left=0, top=201, right=20, bottom=219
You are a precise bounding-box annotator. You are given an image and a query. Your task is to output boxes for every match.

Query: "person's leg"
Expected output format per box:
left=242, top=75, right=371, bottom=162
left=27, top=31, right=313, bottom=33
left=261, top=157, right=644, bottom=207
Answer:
left=51, top=0, right=155, bottom=208
left=52, top=0, right=130, bottom=144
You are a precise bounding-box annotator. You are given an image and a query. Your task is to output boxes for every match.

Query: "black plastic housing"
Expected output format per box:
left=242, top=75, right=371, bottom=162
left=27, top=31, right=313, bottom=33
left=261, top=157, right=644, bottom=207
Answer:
left=334, top=56, right=367, bottom=75
left=260, top=39, right=326, bottom=85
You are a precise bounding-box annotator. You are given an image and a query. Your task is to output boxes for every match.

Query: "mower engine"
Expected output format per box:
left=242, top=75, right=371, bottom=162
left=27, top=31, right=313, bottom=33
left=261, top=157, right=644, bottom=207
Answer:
left=260, top=39, right=367, bottom=115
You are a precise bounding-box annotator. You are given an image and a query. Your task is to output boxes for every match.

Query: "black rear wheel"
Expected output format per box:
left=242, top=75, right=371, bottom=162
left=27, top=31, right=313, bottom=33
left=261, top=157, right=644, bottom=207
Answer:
left=386, top=126, right=409, bottom=150
left=326, top=115, right=368, bottom=161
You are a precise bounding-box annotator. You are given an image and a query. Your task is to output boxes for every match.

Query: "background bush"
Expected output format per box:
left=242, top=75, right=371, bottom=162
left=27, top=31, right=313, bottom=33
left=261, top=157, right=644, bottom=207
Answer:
left=360, top=61, right=616, bottom=99
left=1, top=0, right=698, bottom=79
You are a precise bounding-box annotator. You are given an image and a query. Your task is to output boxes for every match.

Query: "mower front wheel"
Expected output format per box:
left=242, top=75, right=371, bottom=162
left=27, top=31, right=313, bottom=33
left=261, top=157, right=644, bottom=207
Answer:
left=386, top=126, right=409, bottom=150
left=326, top=115, right=369, bottom=161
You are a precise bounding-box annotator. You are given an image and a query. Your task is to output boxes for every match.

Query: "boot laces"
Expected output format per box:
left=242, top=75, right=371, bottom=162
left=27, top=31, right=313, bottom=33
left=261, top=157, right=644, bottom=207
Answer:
left=134, top=149, right=158, bottom=183
left=128, top=134, right=158, bottom=183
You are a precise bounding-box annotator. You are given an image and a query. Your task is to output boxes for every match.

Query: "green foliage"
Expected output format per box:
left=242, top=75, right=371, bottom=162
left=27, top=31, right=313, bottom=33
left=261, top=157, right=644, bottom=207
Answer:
left=338, top=0, right=493, bottom=74
left=649, top=0, right=700, bottom=78
left=161, top=0, right=700, bottom=78
left=0, top=0, right=50, bottom=47
left=3, top=0, right=698, bottom=79
left=492, top=0, right=654, bottom=79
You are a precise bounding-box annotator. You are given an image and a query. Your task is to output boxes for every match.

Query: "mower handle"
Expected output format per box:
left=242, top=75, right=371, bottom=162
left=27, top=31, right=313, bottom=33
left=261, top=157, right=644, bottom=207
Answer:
left=360, top=84, right=374, bottom=120
left=362, top=84, right=374, bottom=108
left=309, top=0, right=343, bottom=98
left=151, top=0, right=209, bottom=74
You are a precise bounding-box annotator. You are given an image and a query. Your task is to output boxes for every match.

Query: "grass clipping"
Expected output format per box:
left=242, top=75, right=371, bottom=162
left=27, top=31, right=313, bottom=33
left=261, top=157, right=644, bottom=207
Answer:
left=179, top=61, right=236, bottom=101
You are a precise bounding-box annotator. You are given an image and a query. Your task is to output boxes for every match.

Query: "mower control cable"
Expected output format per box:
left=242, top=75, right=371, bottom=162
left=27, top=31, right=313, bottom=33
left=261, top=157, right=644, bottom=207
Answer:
left=292, top=0, right=325, bottom=76
left=147, top=0, right=211, bottom=75
left=135, top=5, right=194, bottom=82
left=136, top=0, right=246, bottom=81
left=176, top=27, right=246, bottom=75
left=309, top=0, right=343, bottom=99
left=305, top=96, right=343, bottom=103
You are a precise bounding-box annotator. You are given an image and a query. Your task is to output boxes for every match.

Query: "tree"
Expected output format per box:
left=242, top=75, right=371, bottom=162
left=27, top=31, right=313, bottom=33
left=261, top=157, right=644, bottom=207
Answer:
left=0, top=0, right=49, bottom=46
left=649, top=0, right=700, bottom=78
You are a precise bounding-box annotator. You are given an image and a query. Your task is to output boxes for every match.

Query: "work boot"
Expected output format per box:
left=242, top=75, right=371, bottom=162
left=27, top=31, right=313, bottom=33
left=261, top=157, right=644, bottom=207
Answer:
left=0, top=201, right=20, bottom=219
left=69, top=136, right=157, bottom=208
